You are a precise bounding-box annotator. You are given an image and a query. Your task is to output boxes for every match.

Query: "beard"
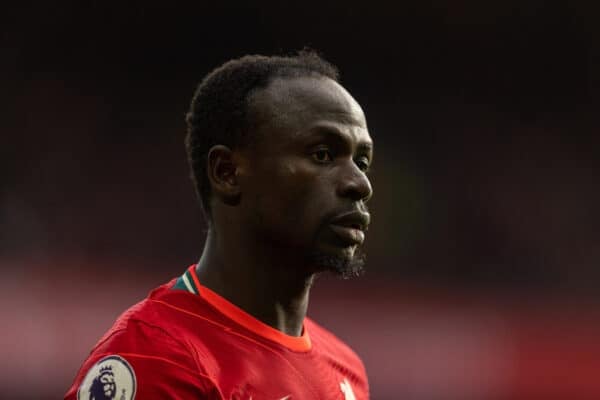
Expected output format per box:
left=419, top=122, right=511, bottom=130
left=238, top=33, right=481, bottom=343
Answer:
left=308, top=247, right=366, bottom=279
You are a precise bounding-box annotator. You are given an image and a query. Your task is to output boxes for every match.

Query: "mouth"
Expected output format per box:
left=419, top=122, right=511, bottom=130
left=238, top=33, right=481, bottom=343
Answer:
left=328, top=210, right=370, bottom=246
left=329, top=224, right=365, bottom=245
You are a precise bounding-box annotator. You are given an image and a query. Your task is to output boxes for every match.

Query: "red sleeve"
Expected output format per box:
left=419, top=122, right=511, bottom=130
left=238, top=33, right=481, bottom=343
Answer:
left=65, top=321, right=222, bottom=399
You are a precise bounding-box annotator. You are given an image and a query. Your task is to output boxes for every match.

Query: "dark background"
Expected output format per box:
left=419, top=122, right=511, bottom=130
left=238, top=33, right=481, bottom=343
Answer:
left=2, top=1, right=600, bottom=399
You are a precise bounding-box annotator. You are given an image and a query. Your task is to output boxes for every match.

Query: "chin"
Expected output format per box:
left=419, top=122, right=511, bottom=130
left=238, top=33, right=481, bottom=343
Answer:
left=308, top=246, right=366, bottom=279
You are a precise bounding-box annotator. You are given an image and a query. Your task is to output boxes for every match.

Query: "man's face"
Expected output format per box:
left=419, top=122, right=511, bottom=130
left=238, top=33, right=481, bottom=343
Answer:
left=238, top=76, right=373, bottom=276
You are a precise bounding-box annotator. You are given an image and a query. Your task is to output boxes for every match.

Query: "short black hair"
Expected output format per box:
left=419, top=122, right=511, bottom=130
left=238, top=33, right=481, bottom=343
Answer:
left=185, top=49, right=339, bottom=218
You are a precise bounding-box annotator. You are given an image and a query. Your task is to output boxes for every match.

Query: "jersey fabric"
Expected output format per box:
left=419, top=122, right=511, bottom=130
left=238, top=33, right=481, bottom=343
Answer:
left=65, top=265, right=369, bottom=399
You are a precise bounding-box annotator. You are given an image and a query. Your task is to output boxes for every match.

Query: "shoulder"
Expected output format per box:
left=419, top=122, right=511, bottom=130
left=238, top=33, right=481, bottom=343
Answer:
left=90, top=282, right=224, bottom=371
left=65, top=284, right=222, bottom=399
left=84, top=286, right=187, bottom=356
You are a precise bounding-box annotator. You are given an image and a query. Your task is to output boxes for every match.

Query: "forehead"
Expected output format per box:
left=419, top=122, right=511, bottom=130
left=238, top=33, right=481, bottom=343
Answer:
left=249, top=76, right=369, bottom=141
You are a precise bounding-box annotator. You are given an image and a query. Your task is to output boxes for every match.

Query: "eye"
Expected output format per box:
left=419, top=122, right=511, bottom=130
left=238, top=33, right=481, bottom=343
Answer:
left=312, top=149, right=333, bottom=163
left=355, top=156, right=371, bottom=172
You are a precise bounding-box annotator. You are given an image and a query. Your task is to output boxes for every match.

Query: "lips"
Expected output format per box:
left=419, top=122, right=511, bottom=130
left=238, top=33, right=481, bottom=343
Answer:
left=329, top=210, right=370, bottom=245
left=329, top=224, right=365, bottom=245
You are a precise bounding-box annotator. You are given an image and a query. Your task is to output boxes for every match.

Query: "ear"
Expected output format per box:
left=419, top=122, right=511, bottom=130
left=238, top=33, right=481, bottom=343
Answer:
left=207, top=145, right=242, bottom=206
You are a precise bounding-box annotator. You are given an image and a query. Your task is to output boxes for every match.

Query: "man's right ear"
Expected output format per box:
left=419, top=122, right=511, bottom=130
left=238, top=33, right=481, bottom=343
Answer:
left=207, top=145, right=241, bottom=206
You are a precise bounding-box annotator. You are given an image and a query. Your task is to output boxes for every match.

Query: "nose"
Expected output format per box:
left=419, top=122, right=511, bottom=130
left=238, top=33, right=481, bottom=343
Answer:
left=337, top=162, right=373, bottom=202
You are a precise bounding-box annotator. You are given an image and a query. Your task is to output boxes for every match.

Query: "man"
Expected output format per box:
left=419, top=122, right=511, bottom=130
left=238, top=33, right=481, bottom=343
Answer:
left=66, top=50, right=373, bottom=399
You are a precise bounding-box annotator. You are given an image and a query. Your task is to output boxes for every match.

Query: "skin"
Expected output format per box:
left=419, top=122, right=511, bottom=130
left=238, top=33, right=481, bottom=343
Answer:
left=196, top=75, right=373, bottom=336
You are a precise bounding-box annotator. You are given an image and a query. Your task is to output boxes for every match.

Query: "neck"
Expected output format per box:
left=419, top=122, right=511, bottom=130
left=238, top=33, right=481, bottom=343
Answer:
left=195, top=228, right=315, bottom=337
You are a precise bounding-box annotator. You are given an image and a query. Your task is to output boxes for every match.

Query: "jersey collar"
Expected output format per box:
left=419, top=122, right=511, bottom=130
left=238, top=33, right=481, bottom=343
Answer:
left=176, top=264, right=312, bottom=352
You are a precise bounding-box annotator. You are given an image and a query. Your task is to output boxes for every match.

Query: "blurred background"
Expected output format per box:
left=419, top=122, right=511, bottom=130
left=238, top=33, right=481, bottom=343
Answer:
left=2, top=1, right=600, bottom=399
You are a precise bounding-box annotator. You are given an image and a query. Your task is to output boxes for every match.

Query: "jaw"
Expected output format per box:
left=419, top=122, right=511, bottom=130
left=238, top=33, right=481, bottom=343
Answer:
left=306, top=243, right=366, bottom=279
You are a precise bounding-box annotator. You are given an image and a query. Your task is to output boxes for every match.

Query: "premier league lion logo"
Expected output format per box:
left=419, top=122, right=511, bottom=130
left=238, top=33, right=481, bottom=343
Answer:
left=77, top=355, right=136, bottom=400
left=89, top=365, right=117, bottom=399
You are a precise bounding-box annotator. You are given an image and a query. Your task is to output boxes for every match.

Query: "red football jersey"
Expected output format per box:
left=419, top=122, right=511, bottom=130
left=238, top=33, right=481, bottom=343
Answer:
left=65, top=265, right=369, bottom=399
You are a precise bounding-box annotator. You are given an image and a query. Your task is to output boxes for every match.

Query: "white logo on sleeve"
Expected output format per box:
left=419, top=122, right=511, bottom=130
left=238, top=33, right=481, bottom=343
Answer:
left=340, top=378, right=356, bottom=400
left=77, top=355, right=136, bottom=400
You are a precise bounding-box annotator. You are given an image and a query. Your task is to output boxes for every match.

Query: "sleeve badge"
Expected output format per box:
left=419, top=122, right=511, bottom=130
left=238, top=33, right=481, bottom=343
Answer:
left=77, top=355, right=136, bottom=400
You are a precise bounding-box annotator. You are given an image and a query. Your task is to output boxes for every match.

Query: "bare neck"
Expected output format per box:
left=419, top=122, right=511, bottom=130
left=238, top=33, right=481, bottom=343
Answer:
left=195, top=228, right=315, bottom=336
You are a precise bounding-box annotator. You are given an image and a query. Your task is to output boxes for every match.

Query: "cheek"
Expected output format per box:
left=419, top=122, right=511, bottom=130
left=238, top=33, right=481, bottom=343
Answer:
left=281, top=174, right=333, bottom=230
left=254, top=165, right=330, bottom=232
